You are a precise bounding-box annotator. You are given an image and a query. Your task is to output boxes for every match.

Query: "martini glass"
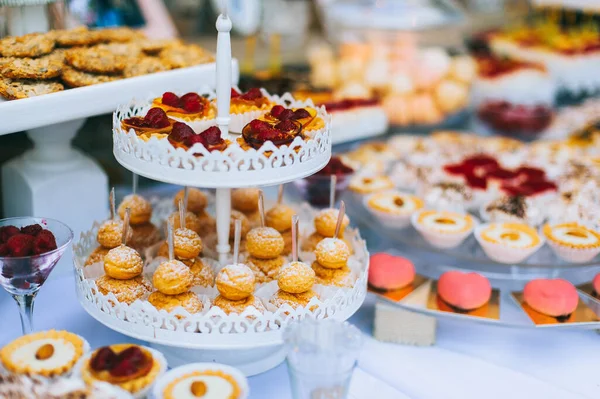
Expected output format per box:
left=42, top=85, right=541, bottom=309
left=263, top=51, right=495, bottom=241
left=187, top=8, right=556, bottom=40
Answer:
left=0, top=217, right=73, bottom=334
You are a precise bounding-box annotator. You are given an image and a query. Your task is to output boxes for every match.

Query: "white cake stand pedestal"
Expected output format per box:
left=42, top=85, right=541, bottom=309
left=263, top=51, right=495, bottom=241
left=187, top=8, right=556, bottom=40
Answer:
left=2, top=119, right=108, bottom=274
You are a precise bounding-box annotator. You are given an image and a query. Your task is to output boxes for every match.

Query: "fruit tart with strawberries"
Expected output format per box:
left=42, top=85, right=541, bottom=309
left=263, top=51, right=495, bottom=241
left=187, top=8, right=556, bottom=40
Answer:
left=80, top=344, right=165, bottom=394
left=153, top=92, right=215, bottom=125
left=167, top=123, right=229, bottom=153
left=121, top=107, right=174, bottom=140
left=239, top=118, right=303, bottom=151
left=229, top=88, right=276, bottom=132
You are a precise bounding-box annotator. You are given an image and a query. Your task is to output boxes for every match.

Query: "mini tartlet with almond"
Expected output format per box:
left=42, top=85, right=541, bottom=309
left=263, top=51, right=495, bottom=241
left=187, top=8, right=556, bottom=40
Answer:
left=543, top=222, right=600, bottom=263
left=365, top=190, right=424, bottom=228
left=475, top=222, right=544, bottom=264
left=0, top=330, right=88, bottom=377
left=412, top=209, right=475, bottom=249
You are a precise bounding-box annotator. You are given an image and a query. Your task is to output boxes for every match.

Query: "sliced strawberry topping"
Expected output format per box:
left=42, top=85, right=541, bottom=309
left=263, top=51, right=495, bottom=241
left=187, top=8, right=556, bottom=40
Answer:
left=144, top=108, right=170, bottom=128
left=270, top=105, right=285, bottom=119
left=249, top=119, right=272, bottom=133
left=91, top=347, right=117, bottom=372
left=443, top=164, right=467, bottom=176
left=109, top=347, right=150, bottom=378
left=275, top=119, right=298, bottom=133
left=169, top=122, right=194, bottom=143
left=240, top=88, right=263, bottom=101
left=526, top=180, right=557, bottom=194
left=230, top=88, right=240, bottom=98
left=277, top=109, right=295, bottom=121
left=202, top=126, right=222, bottom=145
left=292, top=108, right=311, bottom=120
left=180, top=93, right=204, bottom=113
left=185, top=133, right=207, bottom=148
left=161, top=92, right=180, bottom=108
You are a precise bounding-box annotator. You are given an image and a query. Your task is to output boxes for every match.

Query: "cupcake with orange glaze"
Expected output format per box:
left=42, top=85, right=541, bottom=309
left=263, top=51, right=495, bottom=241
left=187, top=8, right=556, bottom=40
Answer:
left=153, top=91, right=216, bottom=133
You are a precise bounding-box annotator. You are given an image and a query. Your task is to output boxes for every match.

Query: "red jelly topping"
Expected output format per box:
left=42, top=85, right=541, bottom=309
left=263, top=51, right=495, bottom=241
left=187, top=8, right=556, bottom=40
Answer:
left=91, top=347, right=117, bottom=371
left=90, top=346, right=153, bottom=383
left=443, top=155, right=557, bottom=196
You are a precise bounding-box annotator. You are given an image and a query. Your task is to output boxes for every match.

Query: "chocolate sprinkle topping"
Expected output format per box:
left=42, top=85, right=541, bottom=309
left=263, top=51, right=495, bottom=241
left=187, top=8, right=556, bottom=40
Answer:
left=487, top=195, right=527, bottom=219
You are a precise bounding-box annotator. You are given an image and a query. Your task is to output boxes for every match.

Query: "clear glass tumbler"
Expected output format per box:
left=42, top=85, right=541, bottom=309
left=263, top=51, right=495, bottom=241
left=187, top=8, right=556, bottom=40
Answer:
left=284, top=319, right=364, bottom=399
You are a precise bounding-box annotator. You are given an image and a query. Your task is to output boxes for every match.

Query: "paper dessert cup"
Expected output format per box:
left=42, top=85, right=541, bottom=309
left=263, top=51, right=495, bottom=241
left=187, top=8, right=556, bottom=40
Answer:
left=544, top=239, right=600, bottom=264
left=152, top=362, right=249, bottom=399
left=411, top=211, right=475, bottom=249
left=542, top=223, right=600, bottom=264
left=363, top=192, right=417, bottom=229
left=474, top=224, right=545, bottom=264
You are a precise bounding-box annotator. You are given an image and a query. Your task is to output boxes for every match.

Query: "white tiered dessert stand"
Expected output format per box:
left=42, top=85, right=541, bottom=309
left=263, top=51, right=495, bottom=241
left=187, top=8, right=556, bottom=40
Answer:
left=72, top=10, right=368, bottom=375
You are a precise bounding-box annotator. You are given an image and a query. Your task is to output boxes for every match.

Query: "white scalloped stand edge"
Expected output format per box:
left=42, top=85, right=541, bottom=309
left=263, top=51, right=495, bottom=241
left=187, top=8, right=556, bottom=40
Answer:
left=112, top=91, right=332, bottom=188
left=73, top=229, right=368, bottom=351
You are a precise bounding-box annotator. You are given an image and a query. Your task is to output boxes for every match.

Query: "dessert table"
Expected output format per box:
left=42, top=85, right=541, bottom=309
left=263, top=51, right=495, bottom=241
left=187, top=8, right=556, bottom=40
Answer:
left=0, top=272, right=598, bottom=399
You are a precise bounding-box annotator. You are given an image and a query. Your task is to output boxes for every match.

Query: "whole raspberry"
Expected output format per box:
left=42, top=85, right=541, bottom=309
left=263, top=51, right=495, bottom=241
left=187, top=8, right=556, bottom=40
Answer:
left=180, top=93, right=203, bottom=113
left=144, top=108, right=170, bottom=128
left=0, top=244, right=9, bottom=256
left=20, top=224, right=42, bottom=236
left=0, top=226, right=20, bottom=244
left=7, top=234, right=34, bottom=257
left=202, top=126, right=222, bottom=145
left=169, top=122, right=195, bottom=143
left=161, top=92, right=181, bottom=108
left=33, top=230, right=58, bottom=255
left=270, top=105, right=285, bottom=118
left=240, top=88, right=262, bottom=101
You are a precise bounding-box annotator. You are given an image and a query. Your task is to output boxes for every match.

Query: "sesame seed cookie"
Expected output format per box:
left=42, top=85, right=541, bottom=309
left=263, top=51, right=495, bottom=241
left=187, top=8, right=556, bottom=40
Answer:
left=159, top=44, right=214, bottom=69
left=97, top=27, right=145, bottom=43
left=52, top=26, right=104, bottom=47
left=124, top=56, right=168, bottom=78
left=61, top=66, right=120, bottom=87
left=1, top=53, right=63, bottom=80
left=141, top=39, right=182, bottom=55
left=65, top=47, right=126, bottom=74
left=0, top=78, right=63, bottom=100
left=0, top=33, right=55, bottom=58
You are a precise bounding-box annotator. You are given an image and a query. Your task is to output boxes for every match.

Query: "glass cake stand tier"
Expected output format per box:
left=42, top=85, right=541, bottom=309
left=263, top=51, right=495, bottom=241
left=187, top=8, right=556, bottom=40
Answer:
left=345, top=193, right=600, bottom=291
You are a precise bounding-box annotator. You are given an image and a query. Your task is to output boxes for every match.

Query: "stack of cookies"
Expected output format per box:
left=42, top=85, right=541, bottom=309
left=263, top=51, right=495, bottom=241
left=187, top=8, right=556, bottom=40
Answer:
left=0, top=26, right=214, bottom=99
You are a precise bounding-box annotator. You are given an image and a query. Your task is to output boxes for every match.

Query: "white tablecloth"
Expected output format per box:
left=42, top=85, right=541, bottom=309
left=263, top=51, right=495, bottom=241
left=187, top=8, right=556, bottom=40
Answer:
left=0, top=273, right=598, bottom=399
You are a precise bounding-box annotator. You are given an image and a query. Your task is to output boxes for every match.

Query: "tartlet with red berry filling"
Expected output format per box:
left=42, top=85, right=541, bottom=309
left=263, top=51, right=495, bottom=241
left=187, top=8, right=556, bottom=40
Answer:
left=239, top=118, right=303, bottom=151
left=228, top=88, right=276, bottom=133
left=261, top=104, right=325, bottom=137
left=152, top=92, right=215, bottom=130
left=79, top=344, right=165, bottom=394
left=121, top=107, right=174, bottom=139
left=168, top=123, right=229, bottom=153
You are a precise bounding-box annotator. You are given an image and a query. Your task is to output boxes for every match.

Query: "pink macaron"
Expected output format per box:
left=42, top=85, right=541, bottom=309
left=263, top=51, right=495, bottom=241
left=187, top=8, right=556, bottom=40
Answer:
left=523, top=279, right=579, bottom=318
left=368, top=253, right=415, bottom=291
left=438, top=271, right=492, bottom=311
left=593, top=274, right=600, bottom=296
